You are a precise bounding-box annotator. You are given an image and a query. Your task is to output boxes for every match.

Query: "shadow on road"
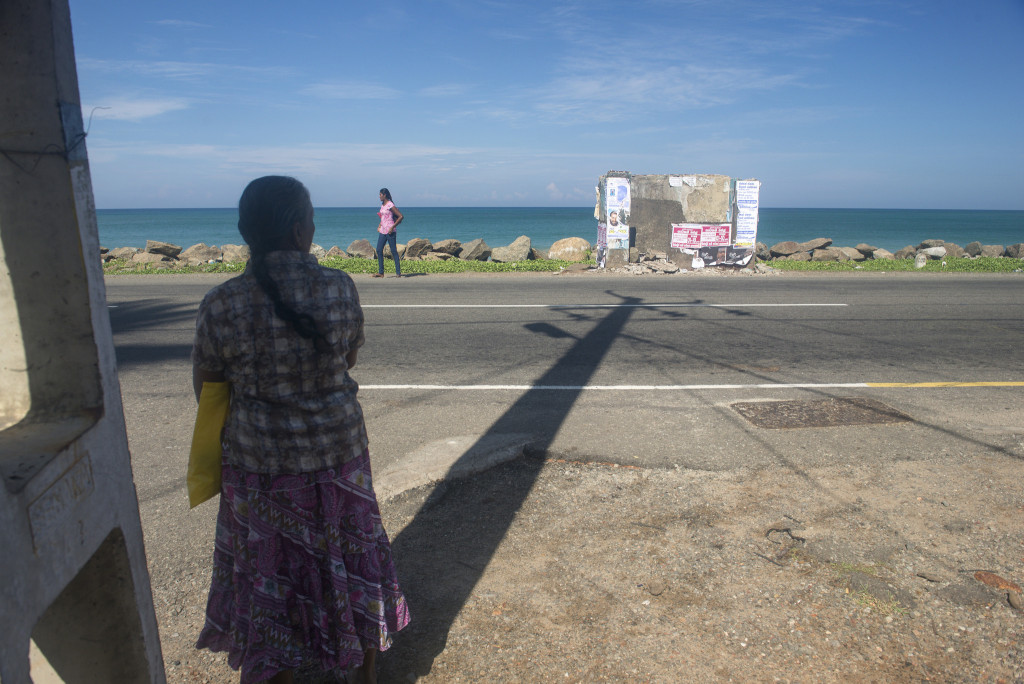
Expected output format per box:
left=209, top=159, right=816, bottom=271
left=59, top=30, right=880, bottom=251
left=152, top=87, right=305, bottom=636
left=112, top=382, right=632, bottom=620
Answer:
left=379, top=290, right=647, bottom=678
left=107, top=299, right=199, bottom=367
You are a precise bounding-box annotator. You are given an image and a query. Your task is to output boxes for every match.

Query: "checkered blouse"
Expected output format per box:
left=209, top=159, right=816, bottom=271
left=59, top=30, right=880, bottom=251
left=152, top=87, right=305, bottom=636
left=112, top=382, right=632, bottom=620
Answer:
left=192, top=251, right=368, bottom=473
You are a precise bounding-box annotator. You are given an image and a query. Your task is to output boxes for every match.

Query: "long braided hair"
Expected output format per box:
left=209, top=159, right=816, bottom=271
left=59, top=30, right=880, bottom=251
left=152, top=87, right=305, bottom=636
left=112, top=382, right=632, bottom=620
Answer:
left=238, top=176, right=329, bottom=351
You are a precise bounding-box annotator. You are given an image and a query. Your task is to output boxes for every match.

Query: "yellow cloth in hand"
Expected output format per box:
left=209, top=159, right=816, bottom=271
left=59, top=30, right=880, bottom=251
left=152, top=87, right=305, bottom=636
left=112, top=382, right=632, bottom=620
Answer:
left=187, top=381, right=230, bottom=508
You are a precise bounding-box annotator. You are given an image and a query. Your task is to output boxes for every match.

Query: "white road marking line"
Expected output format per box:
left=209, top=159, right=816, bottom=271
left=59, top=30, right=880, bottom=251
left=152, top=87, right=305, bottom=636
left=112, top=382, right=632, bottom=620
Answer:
left=360, top=381, right=1023, bottom=391
left=362, top=303, right=848, bottom=309
left=361, top=383, right=872, bottom=391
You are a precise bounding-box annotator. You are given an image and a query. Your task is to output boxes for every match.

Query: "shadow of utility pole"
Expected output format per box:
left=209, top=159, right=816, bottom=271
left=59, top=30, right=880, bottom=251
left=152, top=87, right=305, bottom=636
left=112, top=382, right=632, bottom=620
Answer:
left=382, top=291, right=645, bottom=678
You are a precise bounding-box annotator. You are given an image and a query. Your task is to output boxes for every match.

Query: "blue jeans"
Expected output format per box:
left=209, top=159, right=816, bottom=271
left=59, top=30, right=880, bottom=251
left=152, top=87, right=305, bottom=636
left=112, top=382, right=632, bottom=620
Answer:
left=376, top=231, right=401, bottom=275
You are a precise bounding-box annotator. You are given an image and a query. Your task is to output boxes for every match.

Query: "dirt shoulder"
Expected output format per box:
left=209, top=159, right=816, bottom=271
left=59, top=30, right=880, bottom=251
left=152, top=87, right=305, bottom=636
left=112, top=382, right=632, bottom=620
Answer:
left=148, top=441, right=1024, bottom=683
left=372, top=448, right=1023, bottom=683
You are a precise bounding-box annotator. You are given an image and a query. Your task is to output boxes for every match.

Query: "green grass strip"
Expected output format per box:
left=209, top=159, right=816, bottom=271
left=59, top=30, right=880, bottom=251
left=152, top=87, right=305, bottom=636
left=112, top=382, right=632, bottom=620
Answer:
left=102, top=256, right=593, bottom=275
left=766, top=257, right=1023, bottom=273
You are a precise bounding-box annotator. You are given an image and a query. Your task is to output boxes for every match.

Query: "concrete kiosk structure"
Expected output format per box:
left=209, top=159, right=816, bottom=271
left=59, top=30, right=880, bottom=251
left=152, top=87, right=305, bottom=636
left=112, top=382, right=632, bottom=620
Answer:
left=596, top=171, right=760, bottom=269
left=1, top=1, right=164, bottom=681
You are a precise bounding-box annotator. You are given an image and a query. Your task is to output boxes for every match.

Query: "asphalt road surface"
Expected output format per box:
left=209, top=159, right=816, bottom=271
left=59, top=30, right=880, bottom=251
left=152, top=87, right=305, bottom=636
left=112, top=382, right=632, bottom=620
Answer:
left=107, top=271, right=1024, bottom=497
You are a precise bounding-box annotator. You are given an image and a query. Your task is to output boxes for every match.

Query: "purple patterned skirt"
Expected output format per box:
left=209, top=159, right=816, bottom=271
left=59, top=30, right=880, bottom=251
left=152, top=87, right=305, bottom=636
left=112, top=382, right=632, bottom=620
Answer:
left=195, top=448, right=410, bottom=684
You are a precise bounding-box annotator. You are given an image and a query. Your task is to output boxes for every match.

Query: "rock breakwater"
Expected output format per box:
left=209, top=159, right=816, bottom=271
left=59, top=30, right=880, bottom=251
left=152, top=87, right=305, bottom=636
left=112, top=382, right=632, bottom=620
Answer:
left=760, top=238, right=1024, bottom=265
left=100, top=236, right=593, bottom=269
left=101, top=235, right=1024, bottom=271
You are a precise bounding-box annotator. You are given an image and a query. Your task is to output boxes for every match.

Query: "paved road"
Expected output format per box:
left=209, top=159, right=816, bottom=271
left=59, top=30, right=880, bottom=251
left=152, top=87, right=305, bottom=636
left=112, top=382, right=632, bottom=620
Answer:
left=107, top=271, right=1024, bottom=499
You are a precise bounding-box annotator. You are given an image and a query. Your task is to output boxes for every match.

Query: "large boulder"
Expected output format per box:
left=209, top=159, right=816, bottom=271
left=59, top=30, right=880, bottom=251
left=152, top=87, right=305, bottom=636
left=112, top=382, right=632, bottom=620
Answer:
left=107, top=246, right=140, bottom=261
left=132, top=251, right=169, bottom=264
left=459, top=238, right=492, bottom=261
left=942, top=242, right=966, bottom=259
left=855, top=243, right=879, bottom=256
left=872, top=248, right=895, bottom=260
left=769, top=241, right=801, bottom=257
left=404, top=238, right=433, bottom=258
left=1006, top=243, right=1024, bottom=259
left=432, top=239, right=462, bottom=256
left=894, top=245, right=916, bottom=259
left=491, top=235, right=532, bottom=263
left=383, top=242, right=407, bottom=259
left=777, top=252, right=811, bottom=262
left=309, top=243, right=327, bottom=260
left=222, top=244, right=250, bottom=263
left=346, top=239, right=376, bottom=259
left=965, top=241, right=1006, bottom=258
left=180, top=243, right=223, bottom=265
left=811, top=246, right=849, bottom=262
left=755, top=242, right=770, bottom=261
left=326, top=245, right=346, bottom=257
left=548, top=237, right=591, bottom=262
left=919, top=246, right=946, bottom=259
left=146, top=240, right=182, bottom=258
left=798, top=237, right=832, bottom=252
left=839, top=246, right=865, bottom=261
left=918, top=239, right=946, bottom=249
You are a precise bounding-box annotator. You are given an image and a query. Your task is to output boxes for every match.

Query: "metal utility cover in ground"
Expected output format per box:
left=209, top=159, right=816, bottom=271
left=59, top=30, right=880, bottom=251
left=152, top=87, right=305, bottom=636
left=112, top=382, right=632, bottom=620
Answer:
left=731, top=398, right=912, bottom=429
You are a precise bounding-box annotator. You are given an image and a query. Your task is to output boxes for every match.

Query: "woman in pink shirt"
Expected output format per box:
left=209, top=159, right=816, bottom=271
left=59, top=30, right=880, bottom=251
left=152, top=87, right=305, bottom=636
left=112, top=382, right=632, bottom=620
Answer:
left=373, top=188, right=403, bottom=277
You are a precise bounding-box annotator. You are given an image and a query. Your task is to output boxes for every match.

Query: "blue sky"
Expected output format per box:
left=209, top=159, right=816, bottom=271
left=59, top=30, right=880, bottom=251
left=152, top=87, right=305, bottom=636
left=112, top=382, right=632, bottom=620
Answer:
left=69, top=0, right=1024, bottom=209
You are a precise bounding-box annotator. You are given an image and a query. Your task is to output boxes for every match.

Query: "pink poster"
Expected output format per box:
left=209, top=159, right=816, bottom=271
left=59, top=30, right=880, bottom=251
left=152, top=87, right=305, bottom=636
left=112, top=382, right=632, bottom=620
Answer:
left=670, top=224, right=703, bottom=249
left=702, top=224, right=731, bottom=246
left=671, top=223, right=732, bottom=248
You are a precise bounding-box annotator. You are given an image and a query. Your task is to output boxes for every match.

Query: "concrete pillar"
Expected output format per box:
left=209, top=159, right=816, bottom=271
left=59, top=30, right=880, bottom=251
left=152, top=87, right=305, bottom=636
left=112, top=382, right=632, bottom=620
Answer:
left=0, top=1, right=165, bottom=682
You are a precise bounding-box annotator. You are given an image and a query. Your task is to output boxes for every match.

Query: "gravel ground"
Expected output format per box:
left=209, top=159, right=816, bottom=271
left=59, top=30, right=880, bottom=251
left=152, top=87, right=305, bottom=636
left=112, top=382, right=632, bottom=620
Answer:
left=153, top=442, right=1023, bottom=683
left=374, top=450, right=1023, bottom=683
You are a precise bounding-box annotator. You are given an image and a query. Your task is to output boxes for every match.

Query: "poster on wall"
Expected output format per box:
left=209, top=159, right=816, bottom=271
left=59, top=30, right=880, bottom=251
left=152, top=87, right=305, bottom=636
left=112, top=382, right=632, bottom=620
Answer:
left=607, top=209, right=629, bottom=249
left=698, top=246, right=753, bottom=267
left=606, top=177, right=631, bottom=216
left=605, top=177, right=631, bottom=251
left=672, top=222, right=751, bottom=266
left=734, top=179, right=760, bottom=247
left=596, top=222, right=607, bottom=267
left=670, top=223, right=731, bottom=249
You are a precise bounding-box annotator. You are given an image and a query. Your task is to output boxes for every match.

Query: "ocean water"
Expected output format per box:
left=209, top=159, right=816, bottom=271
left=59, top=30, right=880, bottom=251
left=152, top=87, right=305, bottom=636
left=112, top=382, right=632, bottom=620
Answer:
left=96, top=207, right=1024, bottom=254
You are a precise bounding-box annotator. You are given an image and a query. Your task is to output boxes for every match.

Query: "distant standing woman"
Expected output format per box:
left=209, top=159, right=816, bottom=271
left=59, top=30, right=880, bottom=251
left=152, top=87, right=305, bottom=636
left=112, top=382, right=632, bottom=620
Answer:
left=374, top=188, right=403, bottom=277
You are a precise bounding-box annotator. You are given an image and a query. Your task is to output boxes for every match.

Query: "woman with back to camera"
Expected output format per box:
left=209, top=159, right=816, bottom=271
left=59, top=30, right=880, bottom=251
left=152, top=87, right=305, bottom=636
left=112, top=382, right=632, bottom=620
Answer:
left=373, top=187, right=403, bottom=277
left=192, top=176, right=409, bottom=683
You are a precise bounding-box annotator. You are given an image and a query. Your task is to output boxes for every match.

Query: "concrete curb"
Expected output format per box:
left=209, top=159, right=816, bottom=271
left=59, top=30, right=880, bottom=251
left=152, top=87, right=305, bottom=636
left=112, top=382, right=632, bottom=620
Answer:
left=374, top=433, right=535, bottom=501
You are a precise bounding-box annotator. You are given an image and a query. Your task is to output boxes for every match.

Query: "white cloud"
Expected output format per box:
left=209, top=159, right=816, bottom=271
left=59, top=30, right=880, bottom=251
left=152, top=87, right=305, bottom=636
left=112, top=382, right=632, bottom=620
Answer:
left=84, top=97, right=190, bottom=121
left=419, top=83, right=471, bottom=98
left=152, top=19, right=212, bottom=29
left=302, top=82, right=401, bottom=100
left=532, top=60, right=801, bottom=124
left=76, top=58, right=292, bottom=82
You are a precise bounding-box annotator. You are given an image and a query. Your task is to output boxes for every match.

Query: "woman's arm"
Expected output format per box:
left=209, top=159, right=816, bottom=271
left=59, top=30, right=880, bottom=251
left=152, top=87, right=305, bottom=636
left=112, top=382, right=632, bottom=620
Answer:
left=193, top=364, right=226, bottom=402
left=390, top=205, right=403, bottom=228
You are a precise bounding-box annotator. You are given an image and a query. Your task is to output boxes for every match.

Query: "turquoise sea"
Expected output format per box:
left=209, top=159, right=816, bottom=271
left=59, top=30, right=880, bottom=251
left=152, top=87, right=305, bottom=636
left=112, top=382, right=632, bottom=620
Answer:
left=96, top=207, right=1024, bottom=254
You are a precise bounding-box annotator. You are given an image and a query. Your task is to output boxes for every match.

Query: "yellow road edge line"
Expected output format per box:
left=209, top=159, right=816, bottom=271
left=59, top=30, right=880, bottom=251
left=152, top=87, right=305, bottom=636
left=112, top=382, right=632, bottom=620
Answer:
left=866, top=381, right=1024, bottom=388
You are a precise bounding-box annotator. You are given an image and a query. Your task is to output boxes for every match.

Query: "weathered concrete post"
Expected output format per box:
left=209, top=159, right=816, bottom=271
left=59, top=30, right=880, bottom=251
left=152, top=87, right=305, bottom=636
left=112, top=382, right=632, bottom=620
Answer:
left=0, top=0, right=165, bottom=682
